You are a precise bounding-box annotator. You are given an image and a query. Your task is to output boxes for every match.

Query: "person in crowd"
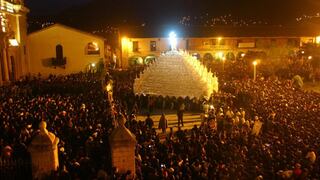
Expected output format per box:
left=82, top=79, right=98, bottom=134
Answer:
left=145, top=114, right=154, bottom=129
left=158, top=113, right=168, bottom=133
left=177, top=102, right=185, bottom=127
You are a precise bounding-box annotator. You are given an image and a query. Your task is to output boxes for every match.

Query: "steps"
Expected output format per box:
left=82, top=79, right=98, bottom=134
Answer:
left=134, top=51, right=213, bottom=98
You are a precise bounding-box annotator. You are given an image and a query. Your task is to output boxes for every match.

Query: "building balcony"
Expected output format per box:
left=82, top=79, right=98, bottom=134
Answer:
left=52, top=57, right=67, bottom=67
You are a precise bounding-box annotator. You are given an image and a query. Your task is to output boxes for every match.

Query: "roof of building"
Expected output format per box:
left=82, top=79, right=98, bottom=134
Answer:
left=121, top=25, right=320, bottom=38
left=28, top=23, right=106, bottom=40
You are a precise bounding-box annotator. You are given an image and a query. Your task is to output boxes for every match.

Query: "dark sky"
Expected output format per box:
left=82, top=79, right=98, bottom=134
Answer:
left=25, top=0, right=320, bottom=24
left=25, top=0, right=91, bottom=15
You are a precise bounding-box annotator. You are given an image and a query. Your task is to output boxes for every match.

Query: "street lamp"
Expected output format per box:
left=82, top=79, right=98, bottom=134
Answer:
left=121, top=37, right=129, bottom=68
left=217, top=37, right=222, bottom=44
left=253, top=61, right=258, bottom=81
left=222, top=57, right=226, bottom=72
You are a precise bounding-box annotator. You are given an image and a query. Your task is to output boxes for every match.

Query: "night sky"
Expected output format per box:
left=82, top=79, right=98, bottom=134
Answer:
left=25, top=0, right=320, bottom=25
left=25, top=0, right=91, bottom=15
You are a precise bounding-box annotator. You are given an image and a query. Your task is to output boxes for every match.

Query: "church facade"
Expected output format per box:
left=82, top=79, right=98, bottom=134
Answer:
left=27, top=24, right=106, bottom=77
left=0, top=0, right=29, bottom=85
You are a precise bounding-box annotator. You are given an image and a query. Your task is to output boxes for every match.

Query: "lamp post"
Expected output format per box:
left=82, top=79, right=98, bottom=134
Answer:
left=253, top=61, right=257, bottom=81
left=217, top=37, right=222, bottom=46
left=222, top=57, right=226, bottom=72
left=117, top=29, right=122, bottom=68
left=121, top=37, right=129, bottom=68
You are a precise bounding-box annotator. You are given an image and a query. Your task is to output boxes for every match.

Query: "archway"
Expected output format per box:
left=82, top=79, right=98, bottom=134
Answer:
left=129, top=56, right=144, bottom=66
left=237, top=51, right=245, bottom=60
left=226, top=52, right=235, bottom=61
left=144, top=55, right=157, bottom=65
left=203, top=53, right=214, bottom=61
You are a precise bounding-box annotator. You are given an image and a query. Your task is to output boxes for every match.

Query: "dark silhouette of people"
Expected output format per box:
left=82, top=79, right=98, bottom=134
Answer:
left=177, top=102, right=185, bottom=127
left=145, top=114, right=154, bottom=129
left=158, top=113, right=168, bottom=133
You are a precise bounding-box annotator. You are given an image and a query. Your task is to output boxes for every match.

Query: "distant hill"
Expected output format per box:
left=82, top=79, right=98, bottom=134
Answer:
left=50, top=0, right=187, bottom=30
left=27, top=0, right=320, bottom=33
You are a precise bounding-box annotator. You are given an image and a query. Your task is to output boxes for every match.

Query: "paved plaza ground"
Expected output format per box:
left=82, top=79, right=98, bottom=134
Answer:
left=304, top=82, right=320, bottom=93
left=137, top=112, right=203, bottom=133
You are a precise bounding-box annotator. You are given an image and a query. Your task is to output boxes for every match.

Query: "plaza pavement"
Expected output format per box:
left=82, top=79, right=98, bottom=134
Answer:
left=136, top=112, right=203, bottom=138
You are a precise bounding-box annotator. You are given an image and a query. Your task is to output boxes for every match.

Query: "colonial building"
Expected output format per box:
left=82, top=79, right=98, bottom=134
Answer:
left=0, top=0, right=28, bottom=85
left=119, top=26, right=320, bottom=68
left=27, top=24, right=106, bottom=77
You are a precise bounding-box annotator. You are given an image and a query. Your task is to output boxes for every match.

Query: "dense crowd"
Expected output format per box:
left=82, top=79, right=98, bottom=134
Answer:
left=206, top=53, right=320, bottom=82
left=122, top=77, right=320, bottom=179
left=1, top=73, right=114, bottom=179
left=0, top=62, right=319, bottom=179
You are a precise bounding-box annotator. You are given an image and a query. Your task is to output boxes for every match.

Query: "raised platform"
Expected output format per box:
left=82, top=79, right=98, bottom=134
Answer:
left=134, top=51, right=218, bottom=98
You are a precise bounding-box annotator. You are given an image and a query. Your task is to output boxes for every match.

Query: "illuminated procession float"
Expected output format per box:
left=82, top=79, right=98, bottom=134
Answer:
left=133, top=32, right=218, bottom=99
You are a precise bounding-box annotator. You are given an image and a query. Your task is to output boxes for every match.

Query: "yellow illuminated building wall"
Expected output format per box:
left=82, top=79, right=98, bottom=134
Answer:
left=27, top=24, right=105, bottom=77
left=0, top=0, right=28, bottom=85
left=120, top=35, right=317, bottom=69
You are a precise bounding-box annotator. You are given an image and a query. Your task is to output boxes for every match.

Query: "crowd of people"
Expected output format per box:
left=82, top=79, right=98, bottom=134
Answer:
left=0, top=73, right=114, bottom=179
left=204, top=51, right=320, bottom=82
left=120, top=77, right=320, bottom=179
left=0, top=58, right=319, bottom=179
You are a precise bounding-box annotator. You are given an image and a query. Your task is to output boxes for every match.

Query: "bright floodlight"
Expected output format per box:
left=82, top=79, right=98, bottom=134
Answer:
left=169, top=31, right=177, bottom=50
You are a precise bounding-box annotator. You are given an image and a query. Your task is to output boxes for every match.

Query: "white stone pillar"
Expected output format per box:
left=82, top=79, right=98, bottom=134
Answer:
left=109, top=116, right=136, bottom=178
left=28, top=121, right=59, bottom=179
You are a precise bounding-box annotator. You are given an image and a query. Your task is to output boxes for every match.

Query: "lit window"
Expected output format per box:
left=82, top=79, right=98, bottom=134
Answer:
left=150, top=41, right=156, bottom=51
left=0, top=13, right=7, bottom=32
left=86, top=42, right=100, bottom=55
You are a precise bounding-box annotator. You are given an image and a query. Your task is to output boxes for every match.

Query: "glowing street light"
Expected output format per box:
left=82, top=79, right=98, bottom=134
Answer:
left=241, top=53, right=246, bottom=58
left=316, top=36, right=320, bottom=44
left=253, top=61, right=258, bottom=81
left=216, top=51, right=224, bottom=59
left=91, top=63, right=96, bottom=67
left=169, top=31, right=177, bottom=51
left=121, top=37, right=129, bottom=48
left=308, top=56, right=313, bottom=60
